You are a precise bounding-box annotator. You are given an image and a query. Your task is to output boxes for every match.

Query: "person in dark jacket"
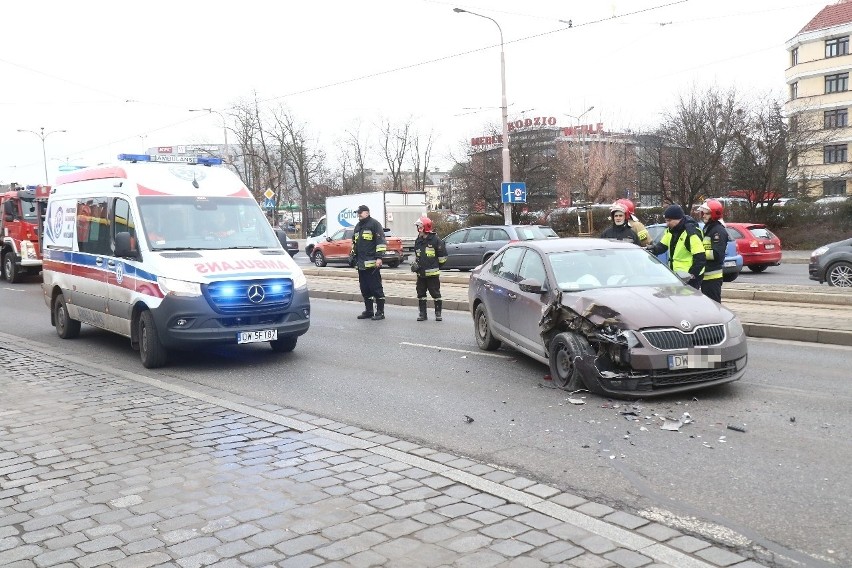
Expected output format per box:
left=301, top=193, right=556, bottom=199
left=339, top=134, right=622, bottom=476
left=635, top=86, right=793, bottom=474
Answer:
left=412, top=216, right=448, bottom=321
left=647, top=204, right=706, bottom=289
left=600, top=202, right=640, bottom=245
left=350, top=205, right=387, bottom=320
left=697, top=199, right=728, bottom=303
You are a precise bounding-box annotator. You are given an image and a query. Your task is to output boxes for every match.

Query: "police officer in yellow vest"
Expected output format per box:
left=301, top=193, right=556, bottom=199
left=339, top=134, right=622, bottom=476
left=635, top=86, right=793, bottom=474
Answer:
left=647, top=204, right=705, bottom=289
left=697, top=199, right=728, bottom=303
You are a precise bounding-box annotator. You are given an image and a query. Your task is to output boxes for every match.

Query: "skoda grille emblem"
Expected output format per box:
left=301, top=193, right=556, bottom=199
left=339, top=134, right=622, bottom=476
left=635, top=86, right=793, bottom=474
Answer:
left=247, top=284, right=265, bottom=304
left=680, top=320, right=691, bottom=331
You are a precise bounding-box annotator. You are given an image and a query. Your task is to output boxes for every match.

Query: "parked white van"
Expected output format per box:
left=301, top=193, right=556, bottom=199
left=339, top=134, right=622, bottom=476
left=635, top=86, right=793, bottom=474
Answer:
left=41, top=154, right=311, bottom=368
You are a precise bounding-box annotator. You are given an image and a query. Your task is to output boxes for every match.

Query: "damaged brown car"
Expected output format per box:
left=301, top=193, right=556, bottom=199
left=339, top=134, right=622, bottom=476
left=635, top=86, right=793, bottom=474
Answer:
left=468, top=239, right=748, bottom=397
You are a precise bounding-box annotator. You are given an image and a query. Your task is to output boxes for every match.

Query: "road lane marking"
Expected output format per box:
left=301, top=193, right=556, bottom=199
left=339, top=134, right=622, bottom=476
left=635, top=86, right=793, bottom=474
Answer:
left=400, top=341, right=515, bottom=359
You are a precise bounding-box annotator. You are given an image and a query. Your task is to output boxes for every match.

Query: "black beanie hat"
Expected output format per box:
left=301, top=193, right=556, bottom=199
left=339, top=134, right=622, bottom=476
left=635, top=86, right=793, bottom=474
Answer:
left=663, top=204, right=684, bottom=220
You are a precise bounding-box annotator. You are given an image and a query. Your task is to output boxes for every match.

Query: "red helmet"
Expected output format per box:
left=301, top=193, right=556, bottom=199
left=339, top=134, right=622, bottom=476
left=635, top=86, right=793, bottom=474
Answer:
left=615, top=198, right=636, bottom=218
left=415, top=216, right=433, bottom=232
left=698, top=199, right=724, bottom=221
left=609, top=202, right=628, bottom=215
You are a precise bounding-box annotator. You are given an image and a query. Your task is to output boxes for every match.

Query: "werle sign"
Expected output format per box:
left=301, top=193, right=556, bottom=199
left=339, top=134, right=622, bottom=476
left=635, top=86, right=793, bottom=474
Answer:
left=471, top=118, right=605, bottom=146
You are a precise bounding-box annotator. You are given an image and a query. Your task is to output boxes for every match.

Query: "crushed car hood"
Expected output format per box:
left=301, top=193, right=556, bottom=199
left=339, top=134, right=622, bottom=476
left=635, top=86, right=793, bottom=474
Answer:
left=559, top=286, right=733, bottom=329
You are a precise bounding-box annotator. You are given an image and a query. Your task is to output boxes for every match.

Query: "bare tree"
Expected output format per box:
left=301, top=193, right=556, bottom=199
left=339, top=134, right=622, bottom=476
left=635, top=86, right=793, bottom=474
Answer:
left=274, top=108, right=326, bottom=237
left=378, top=117, right=412, bottom=191
left=639, top=86, right=743, bottom=209
left=336, top=125, right=370, bottom=194
left=410, top=129, right=435, bottom=193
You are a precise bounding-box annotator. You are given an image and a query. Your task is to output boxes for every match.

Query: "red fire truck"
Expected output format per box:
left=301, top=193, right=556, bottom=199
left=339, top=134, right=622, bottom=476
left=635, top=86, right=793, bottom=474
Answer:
left=0, top=184, right=49, bottom=282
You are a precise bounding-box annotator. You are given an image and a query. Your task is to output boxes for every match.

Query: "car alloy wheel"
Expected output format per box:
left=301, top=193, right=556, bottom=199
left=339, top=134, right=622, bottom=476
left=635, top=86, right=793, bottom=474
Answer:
left=827, top=261, right=852, bottom=287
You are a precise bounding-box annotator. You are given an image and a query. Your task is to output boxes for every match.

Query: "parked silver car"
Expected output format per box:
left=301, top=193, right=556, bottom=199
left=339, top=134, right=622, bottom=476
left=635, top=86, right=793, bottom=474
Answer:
left=810, top=238, right=852, bottom=287
left=468, top=238, right=748, bottom=397
left=442, top=224, right=558, bottom=271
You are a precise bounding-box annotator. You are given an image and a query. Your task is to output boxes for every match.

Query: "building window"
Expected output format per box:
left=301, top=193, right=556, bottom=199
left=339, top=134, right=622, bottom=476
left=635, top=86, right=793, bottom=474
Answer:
left=824, top=144, right=848, bottom=163
left=825, top=108, right=848, bottom=128
left=790, top=82, right=798, bottom=100
left=791, top=47, right=799, bottom=66
left=823, top=179, right=846, bottom=196
left=826, top=36, right=849, bottom=58
left=825, top=73, right=849, bottom=93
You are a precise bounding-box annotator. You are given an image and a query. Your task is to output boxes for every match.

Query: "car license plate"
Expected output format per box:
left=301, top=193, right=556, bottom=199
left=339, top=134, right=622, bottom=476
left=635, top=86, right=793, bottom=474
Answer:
left=237, top=329, right=277, bottom=344
left=724, top=261, right=736, bottom=268
left=668, top=352, right=719, bottom=370
left=764, top=244, right=775, bottom=249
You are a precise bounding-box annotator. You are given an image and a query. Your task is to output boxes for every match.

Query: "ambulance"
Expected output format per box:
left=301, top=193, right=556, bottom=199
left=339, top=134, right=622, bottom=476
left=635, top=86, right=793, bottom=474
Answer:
left=41, top=154, right=311, bottom=368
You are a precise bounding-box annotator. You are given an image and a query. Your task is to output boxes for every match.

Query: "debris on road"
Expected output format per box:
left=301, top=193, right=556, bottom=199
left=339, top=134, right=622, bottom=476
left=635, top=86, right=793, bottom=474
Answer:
left=568, top=398, right=585, bottom=405
left=661, top=418, right=683, bottom=431
left=463, top=415, right=474, bottom=424
left=727, top=423, right=747, bottom=433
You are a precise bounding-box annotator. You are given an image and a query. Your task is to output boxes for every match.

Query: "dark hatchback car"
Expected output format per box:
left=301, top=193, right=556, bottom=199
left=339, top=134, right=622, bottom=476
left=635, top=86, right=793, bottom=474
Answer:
left=810, top=238, right=852, bottom=287
left=273, top=228, right=299, bottom=257
left=468, top=239, right=748, bottom=398
left=443, top=224, right=558, bottom=271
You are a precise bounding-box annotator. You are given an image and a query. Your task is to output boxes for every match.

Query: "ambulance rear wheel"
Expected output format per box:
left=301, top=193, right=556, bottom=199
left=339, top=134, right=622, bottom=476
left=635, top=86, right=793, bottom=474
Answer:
left=3, top=252, right=19, bottom=284
left=54, top=293, right=81, bottom=339
left=138, top=310, right=168, bottom=369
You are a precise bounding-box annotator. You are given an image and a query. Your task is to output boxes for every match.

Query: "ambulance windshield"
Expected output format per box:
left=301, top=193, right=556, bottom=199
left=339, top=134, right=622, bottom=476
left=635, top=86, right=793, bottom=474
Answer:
left=138, top=196, right=280, bottom=251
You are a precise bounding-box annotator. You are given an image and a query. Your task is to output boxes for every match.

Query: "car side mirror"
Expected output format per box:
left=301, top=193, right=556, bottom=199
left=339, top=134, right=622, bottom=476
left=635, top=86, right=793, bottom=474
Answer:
left=3, top=214, right=13, bottom=222
left=114, top=231, right=139, bottom=259
left=325, top=236, right=333, bottom=242
left=519, top=277, right=546, bottom=294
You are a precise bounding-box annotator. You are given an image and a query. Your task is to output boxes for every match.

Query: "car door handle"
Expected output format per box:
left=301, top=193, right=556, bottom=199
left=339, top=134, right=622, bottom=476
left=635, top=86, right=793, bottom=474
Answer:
left=95, top=257, right=104, bottom=266
left=483, top=283, right=493, bottom=290
left=508, top=292, right=517, bottom=300
left=107, top=260, right=116, bottom=268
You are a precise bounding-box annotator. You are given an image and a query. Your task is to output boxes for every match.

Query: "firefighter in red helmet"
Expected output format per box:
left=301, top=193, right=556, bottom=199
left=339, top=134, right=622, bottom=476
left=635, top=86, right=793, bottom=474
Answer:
left=411, top=216, right=447, bottom=321
left=616, top=198, right=650, bottom=246
left=697, top=199, right=728, bottom=303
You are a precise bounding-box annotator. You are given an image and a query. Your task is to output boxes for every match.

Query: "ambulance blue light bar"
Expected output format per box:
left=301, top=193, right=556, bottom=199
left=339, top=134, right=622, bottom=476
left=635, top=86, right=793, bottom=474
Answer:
left=117, top=153, right=223, bottom=166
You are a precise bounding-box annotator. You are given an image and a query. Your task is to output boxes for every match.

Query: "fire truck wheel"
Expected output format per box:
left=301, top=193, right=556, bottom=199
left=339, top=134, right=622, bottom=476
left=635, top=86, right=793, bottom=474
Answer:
left=3, top=252, right=19, bottom=284
left=54, top=294, right=81, bottom=339
left=138, top=310, right=168, bottom=369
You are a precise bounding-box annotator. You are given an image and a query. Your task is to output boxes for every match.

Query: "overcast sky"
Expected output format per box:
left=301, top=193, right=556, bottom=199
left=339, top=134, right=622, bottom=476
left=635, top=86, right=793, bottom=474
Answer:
left=1, top=0, right=829, bottom=185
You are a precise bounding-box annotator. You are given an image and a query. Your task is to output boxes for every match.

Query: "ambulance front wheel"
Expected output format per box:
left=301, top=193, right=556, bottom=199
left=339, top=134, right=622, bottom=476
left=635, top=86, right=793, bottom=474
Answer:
left=270, top=335, right=297, bottom=353
left=138, top=310, right=169, bottom=368
left=54, top=293, right=81, bottom=339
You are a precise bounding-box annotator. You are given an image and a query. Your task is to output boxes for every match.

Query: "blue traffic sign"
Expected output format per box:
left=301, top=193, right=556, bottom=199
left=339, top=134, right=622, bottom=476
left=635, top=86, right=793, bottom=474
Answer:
left=501, top=182, right=527, bottom=204
left=262, top=198, right=276, bottom=209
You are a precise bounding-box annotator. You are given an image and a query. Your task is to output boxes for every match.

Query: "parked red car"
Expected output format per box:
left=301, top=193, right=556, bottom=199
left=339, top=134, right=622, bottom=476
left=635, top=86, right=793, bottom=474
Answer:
left=724, top=222, right=782, bottom=272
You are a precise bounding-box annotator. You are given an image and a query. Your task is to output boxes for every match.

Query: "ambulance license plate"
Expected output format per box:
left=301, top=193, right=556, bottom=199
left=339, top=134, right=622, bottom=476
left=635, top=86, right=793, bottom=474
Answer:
left=237, top=329, right=277, bottom=344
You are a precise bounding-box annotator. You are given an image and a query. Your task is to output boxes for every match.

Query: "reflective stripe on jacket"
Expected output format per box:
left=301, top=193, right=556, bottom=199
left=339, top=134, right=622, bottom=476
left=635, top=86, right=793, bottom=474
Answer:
left=702, top=220, right=727, bottom=281
left=414, top=232, right=447, bottom=277
left=352, top=216, right=387, bottom=270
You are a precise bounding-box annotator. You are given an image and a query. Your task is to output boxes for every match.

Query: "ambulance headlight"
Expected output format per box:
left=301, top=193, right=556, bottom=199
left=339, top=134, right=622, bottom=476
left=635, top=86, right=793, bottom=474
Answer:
left=158, top=277, right=202, bottom=297
left=291, top=270, right=307, bottom=289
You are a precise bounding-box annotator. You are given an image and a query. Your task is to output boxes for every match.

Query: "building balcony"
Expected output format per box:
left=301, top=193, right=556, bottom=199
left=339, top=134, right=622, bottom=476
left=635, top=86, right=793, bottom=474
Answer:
left=786, top=55, right=852, bottom=83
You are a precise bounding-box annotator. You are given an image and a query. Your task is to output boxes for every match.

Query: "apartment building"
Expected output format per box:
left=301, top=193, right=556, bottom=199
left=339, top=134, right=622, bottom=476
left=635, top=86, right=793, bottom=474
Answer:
left=785, top=0, right=852, bottom=197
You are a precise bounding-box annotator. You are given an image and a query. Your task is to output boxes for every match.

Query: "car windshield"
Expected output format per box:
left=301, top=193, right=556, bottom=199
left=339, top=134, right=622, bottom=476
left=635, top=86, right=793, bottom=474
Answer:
left=138, top=196, right=280, bottom=251
left=549, top=248, right=682, bottom=291
left=20, top=198, right=38, bottom=222
left=537, top=226, right=559, bottom=238
left=514, top=226, right=556, bottom=240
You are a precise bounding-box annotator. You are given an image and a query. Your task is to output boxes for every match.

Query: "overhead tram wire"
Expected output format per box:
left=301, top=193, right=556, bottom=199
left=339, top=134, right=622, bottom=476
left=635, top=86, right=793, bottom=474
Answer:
left=252, top=0, right=689, bottom=107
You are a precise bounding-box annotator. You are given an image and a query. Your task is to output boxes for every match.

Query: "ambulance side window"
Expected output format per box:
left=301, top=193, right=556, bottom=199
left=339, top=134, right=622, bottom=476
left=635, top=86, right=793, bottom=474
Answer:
left=112, top=199, right=137, bottom=251
left=76, top=198, right=111, bottom=256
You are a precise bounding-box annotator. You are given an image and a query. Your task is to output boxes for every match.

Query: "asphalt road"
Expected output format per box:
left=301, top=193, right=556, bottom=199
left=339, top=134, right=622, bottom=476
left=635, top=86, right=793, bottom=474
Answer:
left=3, top=283, right=850, bottom=567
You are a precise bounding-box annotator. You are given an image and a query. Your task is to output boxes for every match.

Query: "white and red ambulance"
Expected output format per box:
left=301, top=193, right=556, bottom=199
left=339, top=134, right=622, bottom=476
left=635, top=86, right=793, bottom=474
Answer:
left=41, top=154, right=310, bottom=368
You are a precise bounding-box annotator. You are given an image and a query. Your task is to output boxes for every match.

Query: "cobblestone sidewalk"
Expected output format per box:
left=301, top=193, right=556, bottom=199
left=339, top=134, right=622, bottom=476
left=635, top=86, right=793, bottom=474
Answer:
left=0, top=344, right=765, bottom=568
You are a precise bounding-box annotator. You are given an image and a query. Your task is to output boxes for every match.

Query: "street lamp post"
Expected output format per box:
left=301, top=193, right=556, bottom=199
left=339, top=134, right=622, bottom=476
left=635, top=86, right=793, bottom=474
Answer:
left=189, top=108, right=228, bottom=162
left=17, top=127, right=66, bottom=185
left=563, top=106, right=595, bottom=203
left=454, top=7, right=512, bottom=225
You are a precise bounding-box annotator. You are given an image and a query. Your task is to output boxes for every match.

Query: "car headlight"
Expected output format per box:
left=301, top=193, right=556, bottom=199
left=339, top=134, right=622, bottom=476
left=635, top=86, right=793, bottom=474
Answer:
left=21, top=240, right=36, bottom=259
left=727, top=316, right=744, bottom=338
left=811, top=246, right=828, bottom=258
left=291, top=269, right=307, bottom=289
left=158, top=277, right=202, bottom=297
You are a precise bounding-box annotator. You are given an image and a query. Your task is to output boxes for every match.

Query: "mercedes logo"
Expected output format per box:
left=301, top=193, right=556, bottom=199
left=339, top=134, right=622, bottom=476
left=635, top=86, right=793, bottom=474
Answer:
left=247, top=284, right=265, bottom=304
left=680, top=320, right=691, bottom=331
